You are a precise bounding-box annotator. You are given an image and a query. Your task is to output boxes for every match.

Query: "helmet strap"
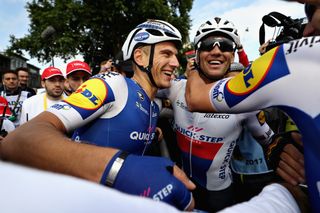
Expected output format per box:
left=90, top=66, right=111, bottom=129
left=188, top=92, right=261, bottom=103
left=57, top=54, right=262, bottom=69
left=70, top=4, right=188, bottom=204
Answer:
left=134, top=44, right=158, bottom=87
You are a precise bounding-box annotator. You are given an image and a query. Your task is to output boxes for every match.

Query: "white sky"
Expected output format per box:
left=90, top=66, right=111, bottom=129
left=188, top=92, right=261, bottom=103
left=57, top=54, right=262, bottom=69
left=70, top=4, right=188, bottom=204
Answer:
left=0, top=0, right=306, bottom=73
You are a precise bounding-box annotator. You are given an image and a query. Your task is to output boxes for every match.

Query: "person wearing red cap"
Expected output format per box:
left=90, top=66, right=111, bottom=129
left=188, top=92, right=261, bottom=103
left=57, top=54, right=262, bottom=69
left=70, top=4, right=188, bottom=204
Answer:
left=19, top=67, right=65, bottom=125
left=64, top=60, right=92, bottom=96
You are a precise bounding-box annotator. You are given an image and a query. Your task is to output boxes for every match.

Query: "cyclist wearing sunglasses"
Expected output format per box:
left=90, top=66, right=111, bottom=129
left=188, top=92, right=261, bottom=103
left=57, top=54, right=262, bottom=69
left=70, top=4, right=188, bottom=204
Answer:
left=186, top=1, right=320, bottom=211
left=157, top=17, right=274, bottom=212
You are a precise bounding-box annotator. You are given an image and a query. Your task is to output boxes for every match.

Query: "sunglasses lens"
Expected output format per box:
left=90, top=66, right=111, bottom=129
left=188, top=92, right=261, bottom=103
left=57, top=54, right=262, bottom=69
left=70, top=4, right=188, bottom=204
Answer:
left=199, top=38, right=235, bottom=52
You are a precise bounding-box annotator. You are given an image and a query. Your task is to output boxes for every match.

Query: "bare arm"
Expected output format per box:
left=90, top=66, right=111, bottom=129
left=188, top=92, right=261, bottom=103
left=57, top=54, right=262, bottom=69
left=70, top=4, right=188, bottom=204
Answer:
left=1, top=111, right=118, bottom=182
left=185, top=71, right=217, bottom=112
left=0, top=111, right=196, bottom=206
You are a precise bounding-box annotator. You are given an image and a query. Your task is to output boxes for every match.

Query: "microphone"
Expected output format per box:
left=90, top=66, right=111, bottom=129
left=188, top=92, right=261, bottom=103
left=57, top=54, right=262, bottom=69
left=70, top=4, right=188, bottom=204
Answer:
left=41, top=26, right=56, bottom=39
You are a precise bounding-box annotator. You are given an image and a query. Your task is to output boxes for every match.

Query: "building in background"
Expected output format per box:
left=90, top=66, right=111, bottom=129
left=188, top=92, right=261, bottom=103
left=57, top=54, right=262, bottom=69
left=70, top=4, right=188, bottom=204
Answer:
left=0, top=53, right=40, bottom=88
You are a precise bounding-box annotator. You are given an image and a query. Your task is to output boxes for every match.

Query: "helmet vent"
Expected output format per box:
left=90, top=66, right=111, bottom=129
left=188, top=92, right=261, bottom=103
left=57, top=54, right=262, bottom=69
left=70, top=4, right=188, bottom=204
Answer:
left=214, top=17, right=221, bottom=24
left=165, top=32, right=180, bottom=38
left=146, top=29, right=163, bottom=36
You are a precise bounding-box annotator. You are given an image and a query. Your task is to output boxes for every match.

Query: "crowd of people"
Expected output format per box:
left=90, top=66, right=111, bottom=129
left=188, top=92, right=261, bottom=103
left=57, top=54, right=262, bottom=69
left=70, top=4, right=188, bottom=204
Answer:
left=0, top=0, right=319, bottom=212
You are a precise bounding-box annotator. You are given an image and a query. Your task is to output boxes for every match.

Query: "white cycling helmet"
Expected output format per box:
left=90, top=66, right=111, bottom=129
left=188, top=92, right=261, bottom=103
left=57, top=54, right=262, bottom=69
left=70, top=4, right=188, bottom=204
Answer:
left=194, top=17, right=240, bottom=48
left=122, top=19, right=182, bottom=61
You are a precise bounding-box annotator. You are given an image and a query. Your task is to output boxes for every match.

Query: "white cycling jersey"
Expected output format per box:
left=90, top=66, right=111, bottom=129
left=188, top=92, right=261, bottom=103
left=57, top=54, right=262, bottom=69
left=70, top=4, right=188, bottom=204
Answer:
left=207, top=36, right=320, bottom=212
left=159, top=79, right=273, bottom=190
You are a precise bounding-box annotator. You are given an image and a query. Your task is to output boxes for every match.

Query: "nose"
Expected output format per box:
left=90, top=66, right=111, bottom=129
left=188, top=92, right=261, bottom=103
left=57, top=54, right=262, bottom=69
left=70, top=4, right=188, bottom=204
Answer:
left=209, top=45, right=223, bottom=54
left=170, top=55, right=180, bottom=68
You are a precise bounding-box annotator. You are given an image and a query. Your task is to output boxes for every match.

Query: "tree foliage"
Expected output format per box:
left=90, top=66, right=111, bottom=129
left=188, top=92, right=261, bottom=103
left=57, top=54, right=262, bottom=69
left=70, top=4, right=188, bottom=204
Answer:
left=7, top=0, right=193, bottom=69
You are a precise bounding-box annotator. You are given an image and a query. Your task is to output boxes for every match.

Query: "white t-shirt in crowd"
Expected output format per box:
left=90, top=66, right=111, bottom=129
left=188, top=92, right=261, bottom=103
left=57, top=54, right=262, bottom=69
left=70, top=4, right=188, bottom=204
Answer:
left=20, top=93, right=66, bottom=125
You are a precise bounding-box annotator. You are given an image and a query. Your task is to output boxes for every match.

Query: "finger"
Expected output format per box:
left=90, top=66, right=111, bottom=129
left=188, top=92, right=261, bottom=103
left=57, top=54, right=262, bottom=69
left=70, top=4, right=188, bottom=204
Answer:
left=173, top=165, right=196, bottom=190
left=283, top=144, right=304, bottom=166
left=280, top=151, right=305, bottom=179
left=277, top=166, right=298, bottom=185
left=278, top=158, right=305, bottom=184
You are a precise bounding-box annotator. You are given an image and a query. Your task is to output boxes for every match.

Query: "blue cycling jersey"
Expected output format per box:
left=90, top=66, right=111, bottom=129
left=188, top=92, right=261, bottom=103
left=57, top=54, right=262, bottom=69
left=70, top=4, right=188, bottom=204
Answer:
left=48, top=72, right=159, bottom=155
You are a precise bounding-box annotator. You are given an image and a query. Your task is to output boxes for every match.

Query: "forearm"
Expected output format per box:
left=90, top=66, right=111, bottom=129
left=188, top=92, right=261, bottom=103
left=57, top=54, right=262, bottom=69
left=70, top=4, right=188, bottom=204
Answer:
left=1, top=112, right=118, bottom=183
left=185, top=71, right=217, bottom=112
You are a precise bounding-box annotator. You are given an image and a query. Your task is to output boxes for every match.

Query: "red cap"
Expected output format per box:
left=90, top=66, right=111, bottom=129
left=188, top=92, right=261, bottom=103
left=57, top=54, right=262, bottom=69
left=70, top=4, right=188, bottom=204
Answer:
left=66, top=60, right=92, bottom=76
left=0, top=96, right=12, bottom=117
left=41, top=67, right=64, bottom=80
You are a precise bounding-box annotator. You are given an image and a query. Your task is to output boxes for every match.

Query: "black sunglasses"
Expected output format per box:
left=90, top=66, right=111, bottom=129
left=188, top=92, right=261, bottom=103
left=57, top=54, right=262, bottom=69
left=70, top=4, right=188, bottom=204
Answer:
left=198, top=38, right=236, bottom=52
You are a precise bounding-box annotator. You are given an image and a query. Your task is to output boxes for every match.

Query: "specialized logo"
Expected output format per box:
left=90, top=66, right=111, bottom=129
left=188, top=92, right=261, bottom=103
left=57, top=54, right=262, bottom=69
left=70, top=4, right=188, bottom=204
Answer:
left=134, top=32, right=149, bottom=41
left=212, top=78, right=226, bottom=102
left=65, top=78, right=106, bottom=110
left=51, top=103, right=71, bottom=111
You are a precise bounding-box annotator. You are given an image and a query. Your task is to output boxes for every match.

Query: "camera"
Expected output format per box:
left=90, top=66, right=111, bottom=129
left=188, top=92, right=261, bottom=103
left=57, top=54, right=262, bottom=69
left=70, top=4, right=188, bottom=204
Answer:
left=259, top=12, right=308, bottom=52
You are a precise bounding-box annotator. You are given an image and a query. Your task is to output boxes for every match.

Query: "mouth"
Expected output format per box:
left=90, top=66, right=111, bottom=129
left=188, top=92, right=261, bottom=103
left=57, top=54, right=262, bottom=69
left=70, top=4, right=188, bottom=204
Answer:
left=208, top=60, right=223, bottom=65
left=162, top=71, right=175, bottom=80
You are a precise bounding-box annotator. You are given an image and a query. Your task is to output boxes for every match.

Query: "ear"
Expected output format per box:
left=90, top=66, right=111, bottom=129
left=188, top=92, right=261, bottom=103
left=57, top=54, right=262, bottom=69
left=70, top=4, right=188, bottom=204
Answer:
left=133, top=48, right=145, bottom=67
left=41, top=80, right=45, bottom=88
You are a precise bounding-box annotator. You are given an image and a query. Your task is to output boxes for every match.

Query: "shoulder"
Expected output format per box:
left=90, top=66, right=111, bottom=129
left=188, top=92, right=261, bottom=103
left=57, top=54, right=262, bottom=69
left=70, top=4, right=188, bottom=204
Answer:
left=23, top=93, right=43, bottom=105
left=169, top=78, right=186, bottom=94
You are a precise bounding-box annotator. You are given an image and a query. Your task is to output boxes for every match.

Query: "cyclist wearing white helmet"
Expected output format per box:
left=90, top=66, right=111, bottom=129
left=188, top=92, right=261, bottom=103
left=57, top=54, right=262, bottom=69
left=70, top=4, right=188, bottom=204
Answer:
left=157, top=17, right=274, bottom=212
left=1, top=19, right=195, bottom=211
left=185, top=1, right=320, bottom=211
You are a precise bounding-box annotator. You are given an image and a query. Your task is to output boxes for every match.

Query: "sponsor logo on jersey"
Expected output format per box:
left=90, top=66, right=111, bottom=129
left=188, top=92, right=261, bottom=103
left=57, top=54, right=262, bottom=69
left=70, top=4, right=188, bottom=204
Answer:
left=135, top=101, right=149, bottom=115
left=285, top=36, right=320, bottom=55
left=176, top=130, right=223, bottom=160
left=51, top=103, right=71, bottom=110
left=130, top=131, right=155, bottom=142
left=134, top=32, right=149, bottom=41
left=152, top=184, right=173, bottom=201
left=176, top=100, right=188, bottom=111
left=212, top=78, right=226, bottom=102
left=65, top=79, right=106, bottom=110
left=175, top=124, right=223, bottom=143
left=223, top=46, right=290, bottom=108
left=204, top=113, right=230, bottom=119
left=219, top=140, right=236, bottom=179
left=137, top=91, right=144, bottom=101
left=256, top=111, right=266, bottom=126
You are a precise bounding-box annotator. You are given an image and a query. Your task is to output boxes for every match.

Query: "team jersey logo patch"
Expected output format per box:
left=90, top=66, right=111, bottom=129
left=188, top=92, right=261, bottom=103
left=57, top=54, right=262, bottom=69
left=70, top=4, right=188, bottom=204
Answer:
left=256, top=111, right=266, bottom=126
left=65, top=78, right=107, bottom=110
left=222, top=45, right=290, bottom=108
left=226, top=47, right=279, bottom=95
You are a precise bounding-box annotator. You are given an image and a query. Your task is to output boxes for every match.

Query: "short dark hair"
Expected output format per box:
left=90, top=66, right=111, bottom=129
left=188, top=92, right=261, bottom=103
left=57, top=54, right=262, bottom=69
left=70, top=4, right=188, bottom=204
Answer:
left=2, top=70, right=18, bottom=80
left=15, top=67, right=30, bottom=74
